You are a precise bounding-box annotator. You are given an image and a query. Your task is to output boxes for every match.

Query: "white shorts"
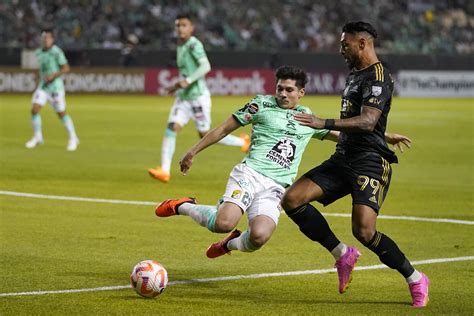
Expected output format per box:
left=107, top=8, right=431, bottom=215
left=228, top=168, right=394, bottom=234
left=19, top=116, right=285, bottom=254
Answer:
left=32, top=89, right=66, bottom=113
left=221, top=163, right=285, bottom=225
left=167, top=94, right=211, bottom=132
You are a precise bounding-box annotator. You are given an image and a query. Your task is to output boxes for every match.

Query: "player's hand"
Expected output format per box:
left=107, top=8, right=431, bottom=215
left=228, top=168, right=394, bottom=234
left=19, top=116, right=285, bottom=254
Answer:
left=179, top=151, right=194, bottom=175
left=166, top=80, right=189, bottom=95
left=385, top=132, right=412, bottom=152
left=166, top=85, right=177, bottom=94
left=293, top=112, right=325, bottom=129
left=44, top=74, right=55, bottom=84
left=176, top=79, right=189, bottom=89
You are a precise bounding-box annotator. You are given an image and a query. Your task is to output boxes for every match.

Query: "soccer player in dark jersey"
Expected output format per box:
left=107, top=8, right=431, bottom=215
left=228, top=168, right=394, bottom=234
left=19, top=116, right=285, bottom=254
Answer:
left=281, top=21, right=429, bottom=307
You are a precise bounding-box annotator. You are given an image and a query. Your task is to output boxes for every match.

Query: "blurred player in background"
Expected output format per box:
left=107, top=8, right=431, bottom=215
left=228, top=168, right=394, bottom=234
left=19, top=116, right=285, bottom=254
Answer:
left=282, top=21, right=429, bottom=307
left=25, top=28, right=79, bottom=151
left=154, top=66, right=410, bottom=268
left=148, top=14, right=249, bottom=183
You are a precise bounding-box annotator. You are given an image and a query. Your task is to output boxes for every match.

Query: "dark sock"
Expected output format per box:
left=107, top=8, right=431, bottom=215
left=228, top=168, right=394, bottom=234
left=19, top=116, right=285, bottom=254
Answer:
left=365, top=231, right=415, bottom=278
left=286, top=204, right=340, bottom=252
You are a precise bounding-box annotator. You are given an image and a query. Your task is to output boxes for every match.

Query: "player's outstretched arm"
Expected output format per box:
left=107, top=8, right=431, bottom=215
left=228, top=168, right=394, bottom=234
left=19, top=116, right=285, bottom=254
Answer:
left=322, top=131, right=340, bottom=142
left=294, top=106, right=381, bottom=132
left=384, top=132, right=412, bottom=152
left=179, top=116, right=241, bottom=175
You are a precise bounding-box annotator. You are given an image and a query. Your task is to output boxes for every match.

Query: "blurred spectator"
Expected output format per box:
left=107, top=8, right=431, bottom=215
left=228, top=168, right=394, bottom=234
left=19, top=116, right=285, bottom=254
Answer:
left=1, top=0, right=472, bottom=55
left=120, top=33, right=139, bottom=67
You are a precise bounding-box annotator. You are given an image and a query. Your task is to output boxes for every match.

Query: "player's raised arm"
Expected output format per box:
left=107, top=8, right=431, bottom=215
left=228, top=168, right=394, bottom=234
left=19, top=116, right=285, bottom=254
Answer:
left=179, top=116, right=241, bottom=175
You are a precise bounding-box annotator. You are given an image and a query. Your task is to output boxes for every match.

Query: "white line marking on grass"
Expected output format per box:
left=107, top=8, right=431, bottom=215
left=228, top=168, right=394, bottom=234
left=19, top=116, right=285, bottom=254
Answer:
left=0, top=256, right=472, bottom=297
left=1, top=190, right=473, bottom=225
left=0, top=190, right=156, bottom=206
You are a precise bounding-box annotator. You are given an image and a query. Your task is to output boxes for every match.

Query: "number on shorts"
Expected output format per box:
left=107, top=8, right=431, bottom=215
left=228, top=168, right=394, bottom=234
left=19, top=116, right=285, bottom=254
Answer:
left=357, top=175, right=380, bottom=194
left=241, top=192, right=251, bottom=207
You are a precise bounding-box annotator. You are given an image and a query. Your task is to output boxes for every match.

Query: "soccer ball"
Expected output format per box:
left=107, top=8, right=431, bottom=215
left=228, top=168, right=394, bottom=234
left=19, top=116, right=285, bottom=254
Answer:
left=130, top=260, right=168, bottom=298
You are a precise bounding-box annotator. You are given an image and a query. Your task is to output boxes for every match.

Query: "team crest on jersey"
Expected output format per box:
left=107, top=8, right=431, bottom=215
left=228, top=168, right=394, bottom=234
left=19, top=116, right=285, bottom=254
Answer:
left=372, top=86, right=382, bottom=96
left=266, top=138, right=296, bottom=169
left=231, top=190, right=242, bottom=199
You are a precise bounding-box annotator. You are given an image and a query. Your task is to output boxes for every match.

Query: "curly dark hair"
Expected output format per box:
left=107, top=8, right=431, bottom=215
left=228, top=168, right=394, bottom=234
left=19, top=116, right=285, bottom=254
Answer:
left=275, top=65, right=308, bottom=89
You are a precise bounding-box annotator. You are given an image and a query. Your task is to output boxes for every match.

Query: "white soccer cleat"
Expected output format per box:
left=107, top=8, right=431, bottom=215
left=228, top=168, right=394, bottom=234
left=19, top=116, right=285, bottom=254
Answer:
left=25, top=137, right=44, bottom=149
left=67, top=137, right=79, bottom=151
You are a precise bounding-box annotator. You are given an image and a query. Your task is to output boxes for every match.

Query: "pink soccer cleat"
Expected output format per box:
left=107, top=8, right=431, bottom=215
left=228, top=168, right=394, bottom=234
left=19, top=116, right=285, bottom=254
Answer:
left=335, top=246, right=361, bottom=293
left=409, top=273, right=430, bottom=307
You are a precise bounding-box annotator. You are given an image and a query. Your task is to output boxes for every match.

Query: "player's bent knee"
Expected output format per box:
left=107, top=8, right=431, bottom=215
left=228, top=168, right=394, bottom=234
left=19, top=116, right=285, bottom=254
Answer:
left=167, top=122, right=182, bottom=132
left=214, top=219, right=235, bottom=233
left=281, top=191, right=301, bottom=211
left=352, top=225, right=374, bottom=244
left=31, top=104, right=41, bottom=114
left=249, top=228, right=272, bottom=248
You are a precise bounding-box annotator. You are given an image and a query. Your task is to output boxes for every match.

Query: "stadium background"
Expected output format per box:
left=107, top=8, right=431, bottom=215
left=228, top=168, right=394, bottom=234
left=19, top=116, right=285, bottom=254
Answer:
left=1, top=0, right=473, bottom=96
left=1, top=1, right=473, bottom=315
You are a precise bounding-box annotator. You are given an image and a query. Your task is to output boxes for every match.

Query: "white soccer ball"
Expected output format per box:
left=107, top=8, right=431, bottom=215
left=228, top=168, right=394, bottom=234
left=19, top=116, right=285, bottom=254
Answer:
left=130, top=260, right=168, bottom=298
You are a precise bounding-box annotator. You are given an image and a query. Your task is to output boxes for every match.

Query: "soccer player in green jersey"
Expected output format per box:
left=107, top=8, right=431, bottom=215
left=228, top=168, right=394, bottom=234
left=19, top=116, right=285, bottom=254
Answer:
left=154, top=65, right=410, bottom=261
left=25, top=29, right=79, bottom=151
left=148, top=14, right=249, bottom=183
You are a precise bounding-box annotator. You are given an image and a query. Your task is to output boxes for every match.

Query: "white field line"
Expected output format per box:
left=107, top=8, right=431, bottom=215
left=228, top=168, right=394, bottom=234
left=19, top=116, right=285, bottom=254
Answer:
left=0, top=256, right=473, bottom=298
left=1, top=190, right=473, bottom=225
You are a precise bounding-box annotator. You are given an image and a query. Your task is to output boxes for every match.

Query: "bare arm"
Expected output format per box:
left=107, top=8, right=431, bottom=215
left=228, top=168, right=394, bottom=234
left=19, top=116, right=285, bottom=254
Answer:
left=167, top=57, right=211, bottom=94
left=294, top=106, right=382, bottom=132
left=179, top=116, right=241, bottom=175
left=323, top=130, right=340, bottom=142
left=45, top=64, right=70, bottom=84
left=322, top=130, right=411, bottom=150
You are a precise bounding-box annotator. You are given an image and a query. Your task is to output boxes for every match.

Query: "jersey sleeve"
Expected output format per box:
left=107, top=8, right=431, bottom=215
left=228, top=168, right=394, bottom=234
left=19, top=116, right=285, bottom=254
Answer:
left=312, top=128, right=330, bottom=140
left=232, top=96, right=262, bottom=126
left=361, top=79, right=391, bottom=111
left=189, top=39, right=207, bottom=60
left=56, top=48, right=68, bottom=66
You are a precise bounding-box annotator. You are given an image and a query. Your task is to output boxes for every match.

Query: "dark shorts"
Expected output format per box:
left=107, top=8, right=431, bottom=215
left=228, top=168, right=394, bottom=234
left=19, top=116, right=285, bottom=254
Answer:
left=304, top=152, right=392, bottom=213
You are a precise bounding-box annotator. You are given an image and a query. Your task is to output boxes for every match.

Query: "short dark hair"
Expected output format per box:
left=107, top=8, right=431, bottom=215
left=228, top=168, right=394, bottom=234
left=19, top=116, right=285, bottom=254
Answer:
left=342, top=21, right=377, bottom=39
left=41, top=28, right=54, bottom=36
left=176, top=13, right=193, bottom=22
left=275, top=65, right=308, bottom=89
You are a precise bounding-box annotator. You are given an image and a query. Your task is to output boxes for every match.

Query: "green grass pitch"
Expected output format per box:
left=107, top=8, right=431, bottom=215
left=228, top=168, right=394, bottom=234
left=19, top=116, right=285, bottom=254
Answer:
left=0, top=94, right=473, bottom=315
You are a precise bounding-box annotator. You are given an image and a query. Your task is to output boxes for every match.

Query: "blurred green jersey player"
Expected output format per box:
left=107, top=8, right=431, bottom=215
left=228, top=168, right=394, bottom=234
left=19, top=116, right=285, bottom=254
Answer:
left=25, top=29, right=79, bottom=151
left=148, top=14, right=249, bottom=183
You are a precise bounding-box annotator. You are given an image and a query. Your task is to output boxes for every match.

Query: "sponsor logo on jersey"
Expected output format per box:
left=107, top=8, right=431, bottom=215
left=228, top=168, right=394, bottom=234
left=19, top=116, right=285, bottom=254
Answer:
left=368, top=97, right=381, bottom=105
left=266, top=138, right=296, bottom=169
left=247, top=103, right=259, bottom=114
left=238, top=178, right=250, bottom=190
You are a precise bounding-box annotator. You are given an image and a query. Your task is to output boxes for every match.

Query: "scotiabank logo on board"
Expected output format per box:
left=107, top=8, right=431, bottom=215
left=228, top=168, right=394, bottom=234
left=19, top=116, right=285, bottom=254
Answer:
left=145, top=68, right=275, bottom=95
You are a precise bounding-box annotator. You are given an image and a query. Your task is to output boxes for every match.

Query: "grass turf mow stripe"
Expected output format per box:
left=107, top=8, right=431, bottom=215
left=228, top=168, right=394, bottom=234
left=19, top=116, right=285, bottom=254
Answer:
left=1, top=190, right=473, bottom=225
left=0, top=256, right=472, bottom=298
